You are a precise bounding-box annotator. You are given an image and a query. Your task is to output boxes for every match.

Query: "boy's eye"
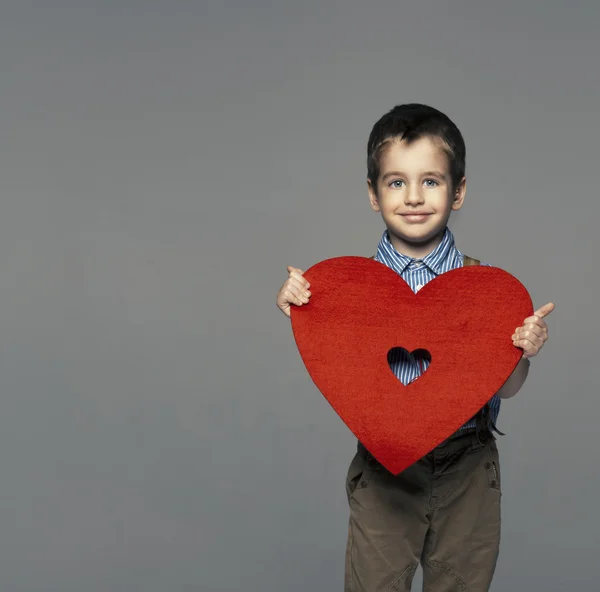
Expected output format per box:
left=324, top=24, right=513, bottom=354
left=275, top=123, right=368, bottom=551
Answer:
left=389, top=179, right=439, bottom=189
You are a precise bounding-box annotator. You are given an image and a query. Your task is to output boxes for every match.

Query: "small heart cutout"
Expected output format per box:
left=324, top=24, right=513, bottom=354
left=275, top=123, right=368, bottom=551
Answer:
left=387, top=347, right=431, bottom=385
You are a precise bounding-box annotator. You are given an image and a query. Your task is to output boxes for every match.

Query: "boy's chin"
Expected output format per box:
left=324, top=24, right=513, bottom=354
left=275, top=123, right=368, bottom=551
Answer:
left=387, top=226, right=446, bottom=246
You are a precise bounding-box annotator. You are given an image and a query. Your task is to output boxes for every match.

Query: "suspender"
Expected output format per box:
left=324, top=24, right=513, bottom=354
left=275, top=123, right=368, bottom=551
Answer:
left=463, top=255, right=480, bottom=267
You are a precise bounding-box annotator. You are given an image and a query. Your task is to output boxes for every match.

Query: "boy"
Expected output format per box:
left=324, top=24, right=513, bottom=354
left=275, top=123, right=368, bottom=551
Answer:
left=276, top=104, right=553, bottom=591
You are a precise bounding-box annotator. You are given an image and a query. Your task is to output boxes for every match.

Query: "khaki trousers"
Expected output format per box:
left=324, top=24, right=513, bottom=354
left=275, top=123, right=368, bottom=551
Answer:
left=344, top=429, right=501, bottom=591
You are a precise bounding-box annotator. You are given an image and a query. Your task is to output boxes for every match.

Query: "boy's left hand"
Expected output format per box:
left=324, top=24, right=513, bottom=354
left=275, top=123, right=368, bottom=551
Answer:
left=512, top=302, right=555, bottom=359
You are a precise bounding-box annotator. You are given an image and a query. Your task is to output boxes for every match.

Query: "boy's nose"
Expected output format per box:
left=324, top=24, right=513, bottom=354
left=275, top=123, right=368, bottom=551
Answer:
left=404, top=187, right=424, bottom=205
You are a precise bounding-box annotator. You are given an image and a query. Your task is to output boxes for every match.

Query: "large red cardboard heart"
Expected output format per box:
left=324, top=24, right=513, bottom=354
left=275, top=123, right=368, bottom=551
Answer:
left=290, top=257, right=532, bottom=474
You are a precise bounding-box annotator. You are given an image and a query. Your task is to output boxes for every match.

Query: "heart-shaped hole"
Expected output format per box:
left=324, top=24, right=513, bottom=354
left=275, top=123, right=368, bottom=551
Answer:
left=387, top=347, right=432, bottom=386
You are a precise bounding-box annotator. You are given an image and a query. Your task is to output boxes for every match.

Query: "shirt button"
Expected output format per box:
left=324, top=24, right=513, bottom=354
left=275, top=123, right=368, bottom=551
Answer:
left=415, top=284, right=423, bottom=292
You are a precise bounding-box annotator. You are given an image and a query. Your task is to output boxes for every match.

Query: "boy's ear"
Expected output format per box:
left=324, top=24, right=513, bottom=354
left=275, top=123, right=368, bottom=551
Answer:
left=368, top=179, right=381, bottom=212
left=451, top=177, right=466, bottom=211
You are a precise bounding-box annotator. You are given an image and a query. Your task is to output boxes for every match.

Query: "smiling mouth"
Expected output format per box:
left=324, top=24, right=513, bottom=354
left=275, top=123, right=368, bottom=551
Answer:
left=401, top=213, right=432, bottom=222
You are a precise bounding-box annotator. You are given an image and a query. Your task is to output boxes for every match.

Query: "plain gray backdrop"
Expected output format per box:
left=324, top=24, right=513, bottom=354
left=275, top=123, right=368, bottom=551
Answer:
left=0, top=1, right=597, bottom=590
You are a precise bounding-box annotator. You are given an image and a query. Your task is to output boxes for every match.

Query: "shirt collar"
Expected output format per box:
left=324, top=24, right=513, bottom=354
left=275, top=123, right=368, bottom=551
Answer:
left=375, top=227, right=457, bottom=275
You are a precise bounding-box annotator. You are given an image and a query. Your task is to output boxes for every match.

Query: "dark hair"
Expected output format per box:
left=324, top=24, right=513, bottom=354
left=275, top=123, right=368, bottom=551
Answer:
left=367, top=103, right=466, bottom=193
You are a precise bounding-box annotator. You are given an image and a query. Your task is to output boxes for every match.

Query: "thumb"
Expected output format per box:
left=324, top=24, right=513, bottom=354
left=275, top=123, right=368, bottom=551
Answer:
left=534, top=302, right=555, bottom=319
left=287, top=266, right=304, bottom=275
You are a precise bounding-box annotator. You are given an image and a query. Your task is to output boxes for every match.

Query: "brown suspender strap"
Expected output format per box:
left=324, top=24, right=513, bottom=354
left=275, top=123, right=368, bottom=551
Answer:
left=463, top=255, right=480, bottom=267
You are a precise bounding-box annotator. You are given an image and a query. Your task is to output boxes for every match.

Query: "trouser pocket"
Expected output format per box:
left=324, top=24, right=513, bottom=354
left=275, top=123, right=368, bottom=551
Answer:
left=346, top=448, right=378, bottom=502
left=484, top=441, right=501, bottom=491
left=345, top=452, right=365, bottom=501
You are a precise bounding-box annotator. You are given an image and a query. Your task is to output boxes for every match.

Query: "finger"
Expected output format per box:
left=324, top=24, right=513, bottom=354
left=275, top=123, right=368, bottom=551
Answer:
left=287, top=266, right=307, bottom=283
left=289, top=273, right=310, bottom=290
left=287, top=277, right=311, bottom=298
left=282, top=288, right=309, bottom=307
left=288, top=270, right=309, bottom=289
left=513, top=338, right=535, bottom=357
left=521, top=303, right=554, bottom=326
left=521, top=314, right=549, bottom=329
left=513, top=324, right=546, bottom=342
left=513, top=333, right=544, bottom=356
left=513, top=334, right=543, bottom=350
left=514, top=324, right=546, bottom=341
left=533, top=302, right=555, bottom=320
left=285, top=278, right=312, bottom=298
left=284, top=284, right=310, bottom=304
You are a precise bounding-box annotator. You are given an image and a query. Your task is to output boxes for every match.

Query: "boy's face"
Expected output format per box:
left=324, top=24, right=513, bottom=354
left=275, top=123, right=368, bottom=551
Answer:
left=368, top=136, right=465, bottom=258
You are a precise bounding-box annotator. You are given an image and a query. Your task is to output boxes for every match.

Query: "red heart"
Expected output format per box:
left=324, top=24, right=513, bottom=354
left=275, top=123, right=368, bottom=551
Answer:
left=290, top=257, right=532, bottom=474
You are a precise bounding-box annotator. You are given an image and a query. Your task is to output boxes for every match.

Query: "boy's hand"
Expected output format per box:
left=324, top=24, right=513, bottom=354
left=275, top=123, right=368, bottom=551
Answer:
left=512, top=302, right=555, bottom=359
left=276, top=266, right=311, bottom=318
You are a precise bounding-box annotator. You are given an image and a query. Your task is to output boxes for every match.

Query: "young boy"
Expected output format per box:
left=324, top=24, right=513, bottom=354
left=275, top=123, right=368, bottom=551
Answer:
left=276, top=104, right=553, bottom=591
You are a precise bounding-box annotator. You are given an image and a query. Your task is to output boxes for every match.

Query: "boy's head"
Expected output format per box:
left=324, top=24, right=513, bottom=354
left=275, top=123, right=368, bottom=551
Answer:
left=367, top=104, right=466, bottom=195
left=367, top=104, right=467, bottom=257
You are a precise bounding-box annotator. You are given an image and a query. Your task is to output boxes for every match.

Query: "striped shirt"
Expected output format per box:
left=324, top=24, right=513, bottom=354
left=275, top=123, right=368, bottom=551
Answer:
left=374, top=227, right=501, bottom=430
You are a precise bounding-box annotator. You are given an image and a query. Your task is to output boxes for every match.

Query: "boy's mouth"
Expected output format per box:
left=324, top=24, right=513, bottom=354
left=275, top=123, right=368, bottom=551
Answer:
left=401, top=213, right=432, bottom=223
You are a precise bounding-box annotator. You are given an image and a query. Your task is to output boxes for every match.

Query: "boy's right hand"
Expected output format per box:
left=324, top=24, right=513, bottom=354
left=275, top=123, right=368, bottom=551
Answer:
left=276, top=266, right=311, bottom=318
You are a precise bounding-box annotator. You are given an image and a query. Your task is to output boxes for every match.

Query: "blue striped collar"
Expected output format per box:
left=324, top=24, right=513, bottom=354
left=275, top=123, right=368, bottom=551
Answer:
left=375, top=227, right=458, bottom=275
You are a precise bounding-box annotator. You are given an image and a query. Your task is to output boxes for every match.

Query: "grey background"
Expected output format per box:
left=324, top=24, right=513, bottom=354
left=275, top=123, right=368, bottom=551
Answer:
left=0, top=1, right=597, bottom=590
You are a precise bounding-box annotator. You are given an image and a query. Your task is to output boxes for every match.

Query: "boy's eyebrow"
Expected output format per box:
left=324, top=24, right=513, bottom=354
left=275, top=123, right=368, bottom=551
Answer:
left=422, top=171, right=447, bottom=179
left=381, top=170, right=447, bottom=181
